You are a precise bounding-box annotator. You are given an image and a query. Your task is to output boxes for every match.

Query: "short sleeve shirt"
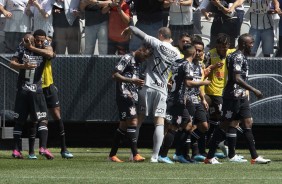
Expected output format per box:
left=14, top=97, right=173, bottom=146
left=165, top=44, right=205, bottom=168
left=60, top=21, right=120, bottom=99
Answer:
left=114, top=53, right=141, bottom=102
left=223, top=50, right=249, bottom=99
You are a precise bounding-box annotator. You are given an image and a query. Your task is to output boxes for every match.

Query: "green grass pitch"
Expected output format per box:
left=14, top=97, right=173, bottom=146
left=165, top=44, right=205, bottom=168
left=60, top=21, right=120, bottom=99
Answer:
left=0, top=148, right=281, bottom=184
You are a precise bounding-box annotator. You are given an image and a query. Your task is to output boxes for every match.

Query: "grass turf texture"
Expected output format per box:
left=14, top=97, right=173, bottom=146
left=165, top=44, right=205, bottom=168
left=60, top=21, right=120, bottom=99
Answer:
left=0, top=148, right=281, bottom=184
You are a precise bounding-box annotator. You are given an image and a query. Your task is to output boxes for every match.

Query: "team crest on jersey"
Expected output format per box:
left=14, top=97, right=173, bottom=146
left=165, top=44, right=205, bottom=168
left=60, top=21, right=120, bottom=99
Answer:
left=129, top=107, right=136, bottom=116
left=235, top=64, right=241, bottom=71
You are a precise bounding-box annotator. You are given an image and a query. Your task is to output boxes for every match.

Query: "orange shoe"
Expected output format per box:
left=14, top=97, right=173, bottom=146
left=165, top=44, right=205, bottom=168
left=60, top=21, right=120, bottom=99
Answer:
left=133, top=154, right=145, bottom=162
left=108, top=155, right=124, bottom=163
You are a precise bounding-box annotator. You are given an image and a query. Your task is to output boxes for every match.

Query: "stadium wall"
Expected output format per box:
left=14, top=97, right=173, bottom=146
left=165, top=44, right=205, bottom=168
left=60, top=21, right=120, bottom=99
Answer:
left=1, top=55, right=282, bottom=149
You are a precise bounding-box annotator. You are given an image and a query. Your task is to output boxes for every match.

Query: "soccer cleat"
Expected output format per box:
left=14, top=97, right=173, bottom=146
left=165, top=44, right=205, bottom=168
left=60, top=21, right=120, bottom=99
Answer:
left=61, top=151, right=74, bottom=159
left=158, top=156, right=174, bottom=164
left=150, top=157, right=158, bottom=163
left=173, top=155, right=190, bottom=163
left=218, top=141, right=229, bottom=157
left=215, top=152, right=226, bottom=159
left=12, top=150, right=23, bottom=159
left=133, top=154, right=145, bottom=162
left=28, top=154, right=38, bottom=159
left=204, top=157, right=222, bottom=164
left=193, top=154, right=206, bottom=162
left=251, top=156, right=271, bottom=164
left=108, top=155, right=124, bottom=163
left=39, top=147, right=54, bottom=160
left=229, top=155, right=248, bottom=163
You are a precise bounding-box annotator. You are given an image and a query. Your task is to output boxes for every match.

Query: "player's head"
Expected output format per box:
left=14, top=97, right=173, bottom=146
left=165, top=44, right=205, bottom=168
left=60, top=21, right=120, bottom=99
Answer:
left=158, top=27, right=171, bottom=41
left=23, top=34, right=35, bottom=46
left=33, top=29, right=47, bottom=48
left=193, top=40, right=205, bottom=61
left=215, top=33, right=230, bottom=58
left=177, top=32, right=192, bottom=50
left=182, top=43, right=196, bottom=59
left=238, top=33, right=254, bottom=55
left=135, top=43, right=154, bottom=62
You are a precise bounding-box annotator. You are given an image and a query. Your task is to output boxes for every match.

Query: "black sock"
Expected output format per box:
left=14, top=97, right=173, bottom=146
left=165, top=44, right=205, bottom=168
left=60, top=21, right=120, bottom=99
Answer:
left=192, top=129, right=206, bottom=156
left=182, top=130, right=191, bottom=159
left=243, top=128, right=258, bottom=159
left=175, top=130, right=186, bottom=156
left=159, top=129, right=176, bottom=157
left=226, top=126, right=237, bottom=158
left=126, top=126, right=138, bottom=156
left=55, top=119, right=67, bottom=152
left=207, top=127, right=226, bottom=159
left=191, top=136, right=199, bottom=157
left=29, top=123, right=37, bottom=155
left=109, top=128, right=126, bottom=157
left=207, top=120, right=219, bottom=147
left=13, top=122, right=23, bottom=151
left=38, top=121, right=48, bottom=149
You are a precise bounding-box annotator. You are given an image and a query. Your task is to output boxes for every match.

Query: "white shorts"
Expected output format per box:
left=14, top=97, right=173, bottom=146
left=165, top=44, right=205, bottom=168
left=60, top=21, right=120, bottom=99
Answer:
left=138, top=86, right=167, bottom=118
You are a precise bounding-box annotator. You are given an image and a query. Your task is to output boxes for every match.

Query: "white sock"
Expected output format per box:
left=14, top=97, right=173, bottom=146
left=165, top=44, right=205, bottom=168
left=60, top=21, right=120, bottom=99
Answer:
left=152, top=124, right=164, bottom=159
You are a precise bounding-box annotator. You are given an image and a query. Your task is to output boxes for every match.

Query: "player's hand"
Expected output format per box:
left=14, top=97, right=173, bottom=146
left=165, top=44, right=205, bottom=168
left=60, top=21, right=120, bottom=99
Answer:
left=202, top=99, right=209, bottom=110
left=215, top=62, right=224, bottom=69
left=23, top=61, right=37, bottom=69
left=3, top=10, right=12, bottom=18
left=254, top=89, right=263, bottom=99
left=131, top=78, right=144, bottom=86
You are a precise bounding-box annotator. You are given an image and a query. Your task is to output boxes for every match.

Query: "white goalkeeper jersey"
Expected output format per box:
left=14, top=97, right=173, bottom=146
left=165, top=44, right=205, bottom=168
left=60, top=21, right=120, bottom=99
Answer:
left=143, top=35, right=181, bottom=95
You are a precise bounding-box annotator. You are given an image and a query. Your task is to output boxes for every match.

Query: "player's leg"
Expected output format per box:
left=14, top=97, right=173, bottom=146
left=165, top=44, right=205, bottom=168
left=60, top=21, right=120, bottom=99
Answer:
left=151, top=91, right=167, bottom=163
left=28, top=121, right=38, bottom=159
left=44, top=84, right=73, bottom=158
left=108, top=121, right=127, bottom=162
left=240, top=98, right=270, bottom=164
left=12, top=90, right=29, bottom=159
left=32, top=92, right=54, bottom=160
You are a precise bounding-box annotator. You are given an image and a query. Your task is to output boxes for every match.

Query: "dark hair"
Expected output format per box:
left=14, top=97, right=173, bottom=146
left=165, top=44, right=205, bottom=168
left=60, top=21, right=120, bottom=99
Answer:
left=238, top=33, right=252, bottom=47
left=33, top=29, right=47, bottom=37
left=192, top=39, right=205, bottom=48
left=216, top=33, right=230, bottom=45
left=191, top=34, right=202, bottom=42
left=182, top=43, right=195, bottom=56
left=158, top=27, right=171, bottom=39
left=179, top=32, right=190, bottom=40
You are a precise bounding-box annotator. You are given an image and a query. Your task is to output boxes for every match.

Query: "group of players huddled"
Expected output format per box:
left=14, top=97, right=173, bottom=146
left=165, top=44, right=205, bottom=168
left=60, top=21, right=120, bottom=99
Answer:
left=109, top=26, right=271, bottom=164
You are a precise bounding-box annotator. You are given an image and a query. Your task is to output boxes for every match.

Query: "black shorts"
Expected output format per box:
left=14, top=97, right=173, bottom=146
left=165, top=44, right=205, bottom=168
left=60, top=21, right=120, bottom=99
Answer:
left=222, top=97, right=252, bottom=121
left=206, top=95, right=223, bottom=121
left=14, top=90, right=48, bottom=122
left=43, top=84, right=60, bottom=108
left=192, top=103, right=208, bottom=125
left=116, top=95, right=137, bottom=121
left=166, top=101, right=191, bottom=125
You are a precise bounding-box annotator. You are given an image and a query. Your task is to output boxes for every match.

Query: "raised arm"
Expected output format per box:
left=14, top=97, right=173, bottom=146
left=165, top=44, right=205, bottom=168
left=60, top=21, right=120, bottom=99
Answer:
left=121, top=26, right=147, bottom=40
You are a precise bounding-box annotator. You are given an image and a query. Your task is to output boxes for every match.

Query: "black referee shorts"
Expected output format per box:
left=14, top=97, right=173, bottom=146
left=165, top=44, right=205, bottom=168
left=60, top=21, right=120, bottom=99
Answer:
left=43, top=84, right=60, bottom=108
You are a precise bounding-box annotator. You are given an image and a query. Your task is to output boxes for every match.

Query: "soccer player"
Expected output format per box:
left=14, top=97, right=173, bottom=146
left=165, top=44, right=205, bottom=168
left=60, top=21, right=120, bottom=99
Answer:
left=204, top=33, right=235, bottom=158
left=158, top=43, right=196, bottom=164
left=40, top=49, right=73, bottom=159
left=10, top=29, right=54, bottom=159
left=108, top=43, right=153, bottom=162
left=204, top=33, right=271, bottom=164
left=122, top=26, right=181, bottom=163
